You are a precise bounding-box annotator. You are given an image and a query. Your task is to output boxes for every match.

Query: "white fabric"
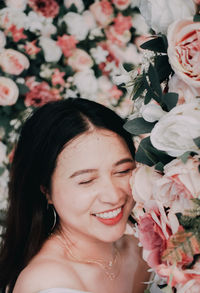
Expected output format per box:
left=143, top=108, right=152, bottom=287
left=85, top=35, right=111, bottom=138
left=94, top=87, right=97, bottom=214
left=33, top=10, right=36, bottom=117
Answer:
left=38, top=288, right=92, bottom=293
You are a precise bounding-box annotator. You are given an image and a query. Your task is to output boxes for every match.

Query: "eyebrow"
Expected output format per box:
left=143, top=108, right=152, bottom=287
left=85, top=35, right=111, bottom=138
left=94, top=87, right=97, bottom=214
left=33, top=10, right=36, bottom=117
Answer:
left=69, top=157, right=134, bottom=178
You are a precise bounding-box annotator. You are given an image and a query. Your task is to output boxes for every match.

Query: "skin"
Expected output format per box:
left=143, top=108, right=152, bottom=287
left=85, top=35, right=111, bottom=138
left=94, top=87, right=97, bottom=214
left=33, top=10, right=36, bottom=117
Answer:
left=13, top=129, right=150, bottom=293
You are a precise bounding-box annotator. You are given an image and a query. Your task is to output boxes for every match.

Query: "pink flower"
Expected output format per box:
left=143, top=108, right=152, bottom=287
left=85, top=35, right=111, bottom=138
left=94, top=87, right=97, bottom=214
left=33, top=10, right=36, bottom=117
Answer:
left=6, top=25, right=27, bottom=42
left=138, top=213, right=168, bottom=268
left=57, top=35, right=77, bottom=58
left=0, top=77, right=19, bottom=106
left=24, top=40, right=41, bottom=56
left=167, top=18, right=200, bottom=88
left=90, top=0, right=114, bottom=27
left=51, top=69, right=65, bottom=86
left=193, top=0, right=200, bottom=4
left=112, top=0, right=131, bottom=10
left=28, top=0, right=59, bottom=18
left=130, top=165, right=162, bottom=203
left=113, top=13, right=132, bottom=34
left=25, top=82, right=60, bottom=107
left=108, top=85, right=123, bottom=100
left=0, top=49, right=29, bottom=75
left=67, top=49, right=93, bottom=72
left=153, top=156, right=200, bottom=210
left=157, top=264, right=190, bottom=287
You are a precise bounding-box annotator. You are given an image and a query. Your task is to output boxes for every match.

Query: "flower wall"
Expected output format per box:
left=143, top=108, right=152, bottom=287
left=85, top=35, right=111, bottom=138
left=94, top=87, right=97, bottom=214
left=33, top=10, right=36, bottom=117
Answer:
left=0, top=0, right=147, bottom=215
left=124, top=0, right=200, bottom=292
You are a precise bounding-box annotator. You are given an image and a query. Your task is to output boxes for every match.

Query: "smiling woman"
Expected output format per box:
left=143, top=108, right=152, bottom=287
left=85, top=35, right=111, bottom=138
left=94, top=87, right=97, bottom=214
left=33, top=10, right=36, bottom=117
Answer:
left=0, top=98, right=150, bottom=293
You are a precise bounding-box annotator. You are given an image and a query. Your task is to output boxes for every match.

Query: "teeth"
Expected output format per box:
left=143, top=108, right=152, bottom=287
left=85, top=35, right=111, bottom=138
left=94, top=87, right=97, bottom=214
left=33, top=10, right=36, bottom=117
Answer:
left=95, top=207, right=122, bottom=219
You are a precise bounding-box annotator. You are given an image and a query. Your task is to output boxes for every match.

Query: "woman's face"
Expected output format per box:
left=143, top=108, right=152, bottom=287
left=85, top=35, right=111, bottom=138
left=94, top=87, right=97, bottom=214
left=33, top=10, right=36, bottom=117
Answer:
left=50, top=129, right=135, bottom=243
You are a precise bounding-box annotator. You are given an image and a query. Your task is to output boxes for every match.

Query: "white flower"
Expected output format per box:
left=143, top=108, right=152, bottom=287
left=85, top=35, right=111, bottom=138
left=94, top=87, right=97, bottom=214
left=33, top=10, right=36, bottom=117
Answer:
left=108, top=43, right=142, bottom=64
left=89, top=27, right=104, bottom=40
left=82, top=10, right=97, bottom=31
left=0, top=141, right=8, bottom=165
left=39, top=37, right=62, bottom=63
left=5, top=0, right=27, bottom=11
left=168, top=75, right=200, bottom=104
left=150, top=102, right=200, bottom=157
left=0, top=169, right=9, bottom=210
left=141, top=104, right=166, bottom=123
left=138, top=0, right=196, bottom=34
left=0, top=8, right=27, bottom=29
left=62, top=12, right=89, bottom=41
left=132, top=13, right=149, bottom=35
left=74, top=70, right=98, bottom=99
left=26, top=11, right=56, bottom=36
left=90, top=46, right=109, bottom=64
left=0, top=31, right=6, bottom=52
left=39, top=64, right=53, bottom=79
left=64, top=0, right=84, bottom=13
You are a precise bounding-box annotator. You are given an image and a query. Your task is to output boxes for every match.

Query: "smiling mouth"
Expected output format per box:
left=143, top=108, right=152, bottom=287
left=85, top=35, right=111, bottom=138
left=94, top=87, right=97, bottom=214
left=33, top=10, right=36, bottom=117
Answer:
left=93, top=207, right=122, bottom=219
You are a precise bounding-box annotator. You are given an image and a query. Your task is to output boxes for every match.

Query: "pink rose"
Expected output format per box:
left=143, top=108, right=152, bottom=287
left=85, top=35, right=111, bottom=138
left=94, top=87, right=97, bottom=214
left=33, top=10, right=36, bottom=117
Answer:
left=28, top=0, right=59, bottom=18
left=168, top=74, right=200, bottom=104
left=90, top=0, right=114, bottom=27
left=112, top=0, right=131, bottom=10
left=0, top=77, right=19, bottom=106
left=167, top=18, right=200, bottom=88
left=0, top=49, right=29, bottom=75
left=130, top=165, right=162, bottom=203
left=67, top=49, right=93, bottom=72
left=138, top=213, right=167, bottom=268
left=153, top=156, right=200, bottom=210
left=25, top=81, right=60, bottom=107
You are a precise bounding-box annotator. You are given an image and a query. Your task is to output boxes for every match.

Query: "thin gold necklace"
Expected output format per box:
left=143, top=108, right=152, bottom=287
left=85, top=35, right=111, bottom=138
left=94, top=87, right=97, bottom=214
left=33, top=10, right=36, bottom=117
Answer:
left=55, top=232, right=121, bottom=281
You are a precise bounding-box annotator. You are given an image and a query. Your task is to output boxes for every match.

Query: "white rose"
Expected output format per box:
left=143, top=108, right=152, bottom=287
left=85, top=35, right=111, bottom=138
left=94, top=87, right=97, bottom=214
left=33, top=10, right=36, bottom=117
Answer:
left=64, top=0, right=84, bottom=13
left=39, top=37, right=62, bottom=62
left=108, top=43, right=142, bottom=64
left=132, top=13, right=149, bottom=35
left=130, top=165, right=162, bottom=203
left=63, top=12, right=89, bottom=41
left=67, top=48, right=93, bottom=71
left=150, top=102, right=200, bottom=157
left=0, top=8, right=27, bottom=29
left=0, top=49, right=29, bottom=75
left=168, top=75, right=200, bottom=104
left=82, top=10, right=97, bottom=31
left=27, top=12, right=57, bottom=36
left=141, top=103, right=166, bottom=122
left=0, top=77, right=19, bottom=106
left=139, top=0, right=195, bottom=34
left=0, top=31, right=6, bottom=52
left=74, top=70, right=98, bottom=99
left=5, top=0, right=27, bottom=11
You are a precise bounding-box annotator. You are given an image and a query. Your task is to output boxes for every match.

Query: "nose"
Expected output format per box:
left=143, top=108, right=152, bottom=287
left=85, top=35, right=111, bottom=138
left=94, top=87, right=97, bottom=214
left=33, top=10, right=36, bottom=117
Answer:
left=99, top=176, right=123, bottom=205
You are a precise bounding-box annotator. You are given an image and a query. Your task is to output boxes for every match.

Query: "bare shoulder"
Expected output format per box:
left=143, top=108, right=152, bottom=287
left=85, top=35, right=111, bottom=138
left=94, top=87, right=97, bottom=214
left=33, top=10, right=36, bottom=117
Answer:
left=13, top=258, right=83, bottom=293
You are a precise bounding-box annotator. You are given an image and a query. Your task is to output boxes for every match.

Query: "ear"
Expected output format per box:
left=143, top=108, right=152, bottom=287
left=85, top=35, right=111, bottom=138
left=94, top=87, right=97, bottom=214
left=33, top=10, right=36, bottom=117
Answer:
left=40, top=185, right=53, bottom=204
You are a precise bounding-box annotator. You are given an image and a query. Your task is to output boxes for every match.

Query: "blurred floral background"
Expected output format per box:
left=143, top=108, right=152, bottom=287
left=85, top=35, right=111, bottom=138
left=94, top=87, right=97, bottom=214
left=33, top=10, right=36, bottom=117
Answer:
left=0, top=0, right=148, bottom=217
left=0, top=0, right=200, bottom=292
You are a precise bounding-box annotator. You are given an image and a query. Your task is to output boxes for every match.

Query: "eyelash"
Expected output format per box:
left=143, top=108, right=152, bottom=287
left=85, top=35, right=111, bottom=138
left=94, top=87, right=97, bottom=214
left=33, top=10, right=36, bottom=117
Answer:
left=79, top=169, right=132, bottom=184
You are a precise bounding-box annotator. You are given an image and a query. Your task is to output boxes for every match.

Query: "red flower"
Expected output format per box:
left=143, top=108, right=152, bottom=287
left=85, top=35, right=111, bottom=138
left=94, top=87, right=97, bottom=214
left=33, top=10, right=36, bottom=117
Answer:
left=25, top=82, right=60, bottom=107
left=57, top=35, right=77, bottom=58
left=28, top=0, right=59, bottom=18
left=6, top=25, right=27, bottom=42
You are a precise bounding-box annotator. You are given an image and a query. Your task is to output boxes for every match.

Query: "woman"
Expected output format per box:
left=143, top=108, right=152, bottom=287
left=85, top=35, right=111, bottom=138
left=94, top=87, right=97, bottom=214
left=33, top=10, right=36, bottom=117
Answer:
left=0, top=98, right=150, bottom=293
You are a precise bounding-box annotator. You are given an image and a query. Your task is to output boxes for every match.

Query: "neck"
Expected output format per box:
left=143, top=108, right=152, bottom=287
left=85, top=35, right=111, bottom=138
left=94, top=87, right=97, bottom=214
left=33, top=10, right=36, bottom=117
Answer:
left=55, top=225, right=117, bottom=262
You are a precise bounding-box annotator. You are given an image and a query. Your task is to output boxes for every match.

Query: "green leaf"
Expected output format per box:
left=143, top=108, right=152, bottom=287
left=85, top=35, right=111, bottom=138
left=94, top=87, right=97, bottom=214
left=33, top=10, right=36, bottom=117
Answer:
left=123, top=117, right=156, bottom=135
left=143, top=72, right=161, bottom=103
left=154, top=162, right=164, bottom=172
left=148, top=63, right=162, bottom=97
left=0, top=167, right=5, bottom=176
left=194, top=136, right=200, bottom=148
left=140, top=36, right=168, bottom=53
left=135, top=137, right=158, bottom=166
left=123, top=63, right=134, bottom=72
left=162, top=92, right=178, bottom=111
left=154, top=55, right=173, bottom=83
left=17, top=83, right=30, bottom=95
left=178, top=151, right=191, bottom=163
left=193, top=15, right=200, bottom=22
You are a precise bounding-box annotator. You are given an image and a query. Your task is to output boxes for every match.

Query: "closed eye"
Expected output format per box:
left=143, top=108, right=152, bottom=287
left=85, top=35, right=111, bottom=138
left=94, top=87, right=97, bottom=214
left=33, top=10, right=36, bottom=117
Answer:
left=79, top=179, right=94, bottom=185
left=117, top=169, right=132, bottom=174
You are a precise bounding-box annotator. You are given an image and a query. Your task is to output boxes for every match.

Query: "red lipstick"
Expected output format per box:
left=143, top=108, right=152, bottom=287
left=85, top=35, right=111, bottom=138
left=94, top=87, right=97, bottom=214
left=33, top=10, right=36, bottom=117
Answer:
left=95, top=207, right=123, bottom=226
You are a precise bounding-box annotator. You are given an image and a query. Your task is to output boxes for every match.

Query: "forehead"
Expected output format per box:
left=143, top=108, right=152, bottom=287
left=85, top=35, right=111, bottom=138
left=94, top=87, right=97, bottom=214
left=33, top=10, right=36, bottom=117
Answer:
left=56, top=129, right=132, bottom=170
